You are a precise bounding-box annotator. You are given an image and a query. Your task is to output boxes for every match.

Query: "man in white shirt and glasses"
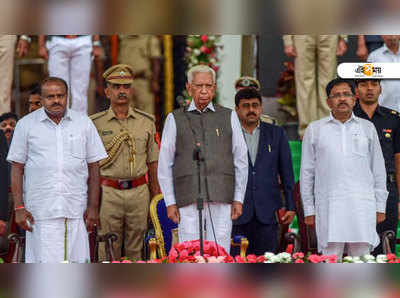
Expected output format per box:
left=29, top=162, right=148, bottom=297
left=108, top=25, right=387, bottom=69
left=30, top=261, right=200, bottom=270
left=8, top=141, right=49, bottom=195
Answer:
left=7, top=77, right=107, bottom=263
left=158, top=65, right=248, bottom=253
left=300, top=78, right=388, bottom=259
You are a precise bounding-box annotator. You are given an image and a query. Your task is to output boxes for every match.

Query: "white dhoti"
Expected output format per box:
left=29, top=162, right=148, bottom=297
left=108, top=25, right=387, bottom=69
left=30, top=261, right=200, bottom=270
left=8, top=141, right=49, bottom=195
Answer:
left=25, top=217, right=90, bottom=263
left=178, top=202, right=232, bottom=254
left=47, top=35, right=92, bottom=114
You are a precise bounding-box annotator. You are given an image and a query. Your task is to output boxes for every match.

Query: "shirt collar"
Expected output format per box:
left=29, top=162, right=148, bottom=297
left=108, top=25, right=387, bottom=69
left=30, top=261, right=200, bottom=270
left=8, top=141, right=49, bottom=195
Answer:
left=327, top=112, right=359, bottom=123
left=38, top=107, right=72, bottom=122
left=187, top=100, right=215, bottom=113
left=354, top=100, right=385, bottom=117
left=242, top=122, right=260, bottom=135
left=383, top=43, right=400, bottom=55
left=106, top=106, right=136, bottom=121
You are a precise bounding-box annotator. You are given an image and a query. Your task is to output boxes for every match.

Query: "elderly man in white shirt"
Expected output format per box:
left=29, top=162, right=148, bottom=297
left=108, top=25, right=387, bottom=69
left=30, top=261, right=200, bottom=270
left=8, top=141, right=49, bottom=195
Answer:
left=300, top=78, right=388, bottom=259
left=158, top=65, right=248, bottom=253
left=7, top=77, right=107, bottom=263
left=368, top=35, right=400, bottom=112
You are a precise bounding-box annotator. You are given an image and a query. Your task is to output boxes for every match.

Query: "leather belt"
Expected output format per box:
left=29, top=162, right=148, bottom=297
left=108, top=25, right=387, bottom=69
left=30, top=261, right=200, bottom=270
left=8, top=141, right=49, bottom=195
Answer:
left=100, top=176, right=147, bottom=190
left=387, top=173, right=396, bottom=183
left=62, top=35, right=82, bottom=39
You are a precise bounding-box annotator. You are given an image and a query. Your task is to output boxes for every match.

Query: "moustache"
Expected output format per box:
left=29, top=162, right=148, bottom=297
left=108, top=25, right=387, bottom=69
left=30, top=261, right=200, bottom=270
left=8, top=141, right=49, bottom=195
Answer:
left=51, top=103, right=62, bottom=108
left=247, top=112, right=257, bottom=117
left=118, top=94, right=128, bottom=99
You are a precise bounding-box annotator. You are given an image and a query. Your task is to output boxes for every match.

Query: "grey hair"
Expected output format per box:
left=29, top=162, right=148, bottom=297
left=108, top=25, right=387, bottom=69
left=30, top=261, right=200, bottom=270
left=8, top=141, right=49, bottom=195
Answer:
left=187, top=65, right=216, bottom=83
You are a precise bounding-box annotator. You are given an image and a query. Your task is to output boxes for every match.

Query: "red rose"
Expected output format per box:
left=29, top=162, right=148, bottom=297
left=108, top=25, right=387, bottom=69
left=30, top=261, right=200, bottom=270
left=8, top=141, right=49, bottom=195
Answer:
left=286, top=244, right=294, bottom=254
left=235, top=256, right=246, bottom=263
left=200, top=35, right=209, bottom=43
left=308, top=254, right=322, bottom=263
left=387, top=254, right=396, bottom=261
left=295, top=259, right=305, bottom=263
left=246, top=254, right=257, bottom=263
left=293, top=252, right=304, bottom=259
left=200, top=46, right=211, bottom=54
left=225, top=255, right=235, bottom=263
left=256, top=256, right=266, bottom=263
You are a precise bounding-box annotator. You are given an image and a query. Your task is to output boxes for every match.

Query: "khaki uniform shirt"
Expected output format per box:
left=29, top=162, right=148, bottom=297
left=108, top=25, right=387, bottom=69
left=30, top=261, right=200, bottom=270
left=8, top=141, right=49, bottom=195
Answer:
left=90, top=107, right=159, bottom=179
left=119, top=35, right=161, bottom=76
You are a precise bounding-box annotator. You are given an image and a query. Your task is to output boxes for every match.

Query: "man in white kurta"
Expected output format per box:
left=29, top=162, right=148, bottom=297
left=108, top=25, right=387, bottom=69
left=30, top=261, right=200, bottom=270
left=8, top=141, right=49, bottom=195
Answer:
left=158, top=65, right=248, bottom=253
left=7, top=77, right=107, bottom=263
left=300, top=78, right=388, bottom=258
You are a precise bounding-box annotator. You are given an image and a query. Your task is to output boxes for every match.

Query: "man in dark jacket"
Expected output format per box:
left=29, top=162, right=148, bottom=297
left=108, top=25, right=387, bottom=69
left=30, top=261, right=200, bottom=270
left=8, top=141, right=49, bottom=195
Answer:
left=232, top=88, right=295, bottom=255
left=0, top=130, right=10, bottom=254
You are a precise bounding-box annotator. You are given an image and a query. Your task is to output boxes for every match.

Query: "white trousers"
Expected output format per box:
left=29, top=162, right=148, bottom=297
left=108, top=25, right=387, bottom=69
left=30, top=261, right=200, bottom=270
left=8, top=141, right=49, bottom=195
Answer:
left=322, top=242, right=371, bottom=261
left=0, top=35, right=16, bottom=114
left=25, top=217, right=90, bottom=263
left=178, top=202, right=232, bottom=254
left=47, top=36, right=92, bottom=114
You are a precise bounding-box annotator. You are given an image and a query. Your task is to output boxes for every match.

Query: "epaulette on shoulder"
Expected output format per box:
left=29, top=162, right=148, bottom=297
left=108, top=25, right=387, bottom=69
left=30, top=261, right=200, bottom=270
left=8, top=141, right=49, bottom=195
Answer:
left=89, top=110, right=107, bottom=121
left=134, top=108, right=155, bottom=121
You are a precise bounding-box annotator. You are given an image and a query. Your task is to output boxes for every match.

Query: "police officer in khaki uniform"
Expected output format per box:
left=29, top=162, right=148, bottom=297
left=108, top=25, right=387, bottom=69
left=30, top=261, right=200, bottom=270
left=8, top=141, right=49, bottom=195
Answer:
left=90, top=64, right=160, bottom=261
left=119, top=35, right=161, bottom=115
left=235, top=76, right=278, bottom=125
left=283, top=35, right=348, bottom=137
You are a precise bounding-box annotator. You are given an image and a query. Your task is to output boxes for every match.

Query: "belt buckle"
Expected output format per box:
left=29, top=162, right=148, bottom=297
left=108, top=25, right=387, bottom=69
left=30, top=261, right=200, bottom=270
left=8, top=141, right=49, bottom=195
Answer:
left=119, top=181, right=130, bottom=190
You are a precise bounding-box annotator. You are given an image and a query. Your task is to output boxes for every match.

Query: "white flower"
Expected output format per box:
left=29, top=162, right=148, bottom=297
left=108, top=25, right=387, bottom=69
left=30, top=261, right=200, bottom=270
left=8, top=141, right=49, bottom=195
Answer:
left=343, top=256, right=353, bottom=263
left=210, top=58, right=217, bottom=64
left=191, top=57, right=199, bottom=65
left=102, top=261, right=110, bottom=263
left=361, top=254, right=375, bottom=262
left=264, top=260, right=273, bottom=263
left=269, top=255, right=281, bottom=263
left=376, top=255, right=388, bottom=263
left=264, top=252, right=275, bottom=260
left=209, top=36, right=216, bottom=41
left=354, top=260, right=364, bottom=263
left=352, top=256, right=361, bottom=262
left=277, top=252, right=292, bottom=263
left=193, top=49, right=201, bottom=56
left=367, top=260, right=377, bottom=263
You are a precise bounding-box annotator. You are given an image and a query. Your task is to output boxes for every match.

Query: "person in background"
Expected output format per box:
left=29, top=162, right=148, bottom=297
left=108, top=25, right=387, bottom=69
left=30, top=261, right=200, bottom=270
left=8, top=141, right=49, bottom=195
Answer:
left=27, top=84, right=42, bottom=113
left=0, top=112, right=18, bottom=145
left=353, top=78, right=400, bottom=254
left=232, top=88, right=295, bottom=255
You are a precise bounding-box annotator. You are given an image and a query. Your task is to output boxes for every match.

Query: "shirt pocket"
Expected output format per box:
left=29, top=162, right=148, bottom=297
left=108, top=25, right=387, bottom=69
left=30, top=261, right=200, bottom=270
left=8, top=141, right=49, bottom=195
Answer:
left=134, top=136, right=147, bottom=155
left=69, top=136, right=86, bottom=159
left=352, top=134, right=369, bottom=157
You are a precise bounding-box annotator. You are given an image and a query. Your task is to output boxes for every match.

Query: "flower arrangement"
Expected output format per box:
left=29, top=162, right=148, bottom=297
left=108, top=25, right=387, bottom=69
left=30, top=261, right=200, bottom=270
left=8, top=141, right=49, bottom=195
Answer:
left=263, top=252, right=400, bottom=263
left=98, top=240, right=400, bottom=264
left=276, top=61, right=297, bottom=120
left=183, top=35, right=222, bottom=103
left=185, top=35, right=221, bottom=73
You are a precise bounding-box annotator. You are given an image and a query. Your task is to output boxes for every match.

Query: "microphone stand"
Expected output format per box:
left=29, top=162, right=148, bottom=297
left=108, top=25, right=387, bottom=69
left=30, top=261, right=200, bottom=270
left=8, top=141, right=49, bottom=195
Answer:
left=193, top=144, right=204, bottom=256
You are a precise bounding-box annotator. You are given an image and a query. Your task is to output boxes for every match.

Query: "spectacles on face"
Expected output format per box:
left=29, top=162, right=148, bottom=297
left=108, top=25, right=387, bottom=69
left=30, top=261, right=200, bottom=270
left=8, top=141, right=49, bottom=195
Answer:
left=328, top=92, right=353, bottom=99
